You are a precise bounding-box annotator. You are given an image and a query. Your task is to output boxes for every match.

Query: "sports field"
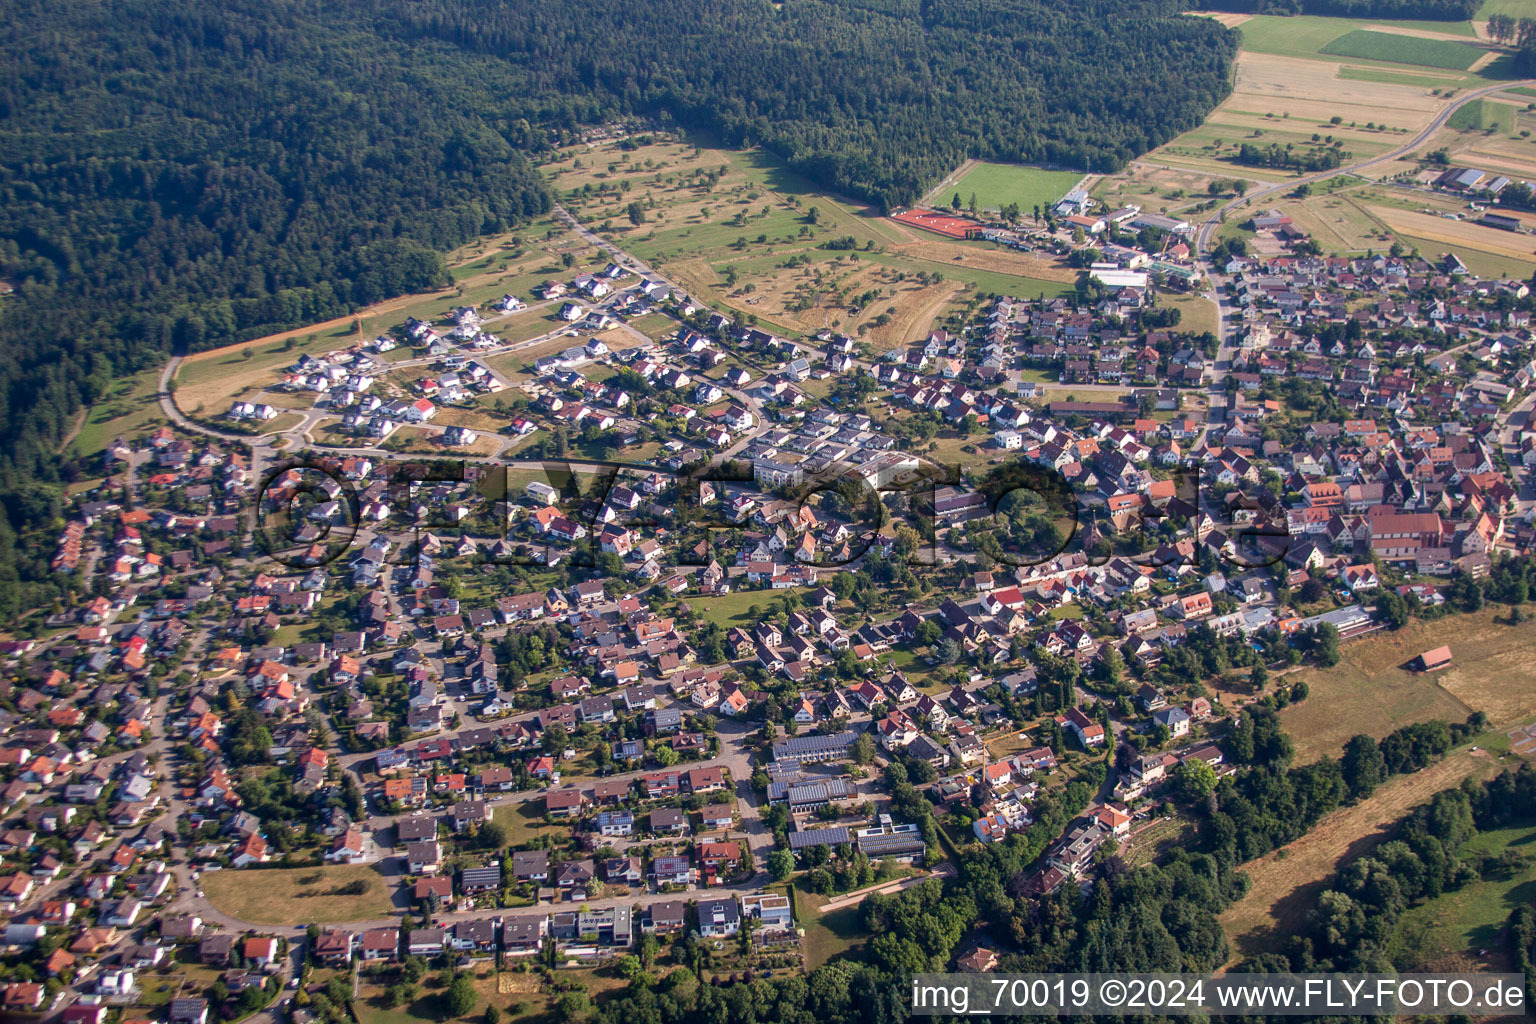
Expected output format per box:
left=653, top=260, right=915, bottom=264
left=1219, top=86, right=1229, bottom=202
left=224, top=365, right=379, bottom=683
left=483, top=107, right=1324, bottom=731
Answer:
left=945, top=163, right=1085, bottom=216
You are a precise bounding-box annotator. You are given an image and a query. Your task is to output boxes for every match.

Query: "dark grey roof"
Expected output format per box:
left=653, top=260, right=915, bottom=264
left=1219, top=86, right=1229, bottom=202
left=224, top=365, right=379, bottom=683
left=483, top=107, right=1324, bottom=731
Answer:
left=788, top=826, right=850, bottom=850
left=771, top=730, right=857, bottom=760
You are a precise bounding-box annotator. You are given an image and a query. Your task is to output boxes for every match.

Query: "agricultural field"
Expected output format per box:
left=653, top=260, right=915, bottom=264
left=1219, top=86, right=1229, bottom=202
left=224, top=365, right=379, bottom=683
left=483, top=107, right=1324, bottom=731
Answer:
left=1477, top=0, right=1536, bottom=19
left=1144, top=11, right=1522, bottom=185
left=1219, top=747, right=1507, bottom=961
left=1279, top=609, right=1536, bottom=763
left=545, top=136, right=1074, bottom=341
left=944, top=162, right=1085, bottom=217
left=1319, top=30, right=1484, bottom=71
left=201, top=863, right=394, bottom=924
left=1365, top=205, right=1536, bottom=276
left=1446, top=97, right=1520, bottom=131
left=1235, top=16, right=1479, bottom=61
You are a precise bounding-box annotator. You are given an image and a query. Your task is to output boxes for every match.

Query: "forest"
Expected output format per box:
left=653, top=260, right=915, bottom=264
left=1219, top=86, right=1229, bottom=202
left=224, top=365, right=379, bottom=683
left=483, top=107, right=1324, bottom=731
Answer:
left=0, top=0, right=1245, bottom=618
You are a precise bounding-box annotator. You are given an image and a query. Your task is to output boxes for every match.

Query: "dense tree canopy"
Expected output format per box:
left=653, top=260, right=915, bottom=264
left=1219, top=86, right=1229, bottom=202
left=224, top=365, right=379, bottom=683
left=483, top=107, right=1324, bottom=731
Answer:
left=0, top=0, right=1243, bottom=615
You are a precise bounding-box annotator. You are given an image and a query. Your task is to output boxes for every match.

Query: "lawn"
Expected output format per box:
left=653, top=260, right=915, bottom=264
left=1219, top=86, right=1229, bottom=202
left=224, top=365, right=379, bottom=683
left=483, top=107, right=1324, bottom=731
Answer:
left=492, top=801, right=571, bottom=846
left=201, top=863, right=393, bottom=925
left=1320, top=29, right=1485, bottom=70
left=1275, top=608, right=1536, bottom=763
left=1391, top=821, right=1536, bottom=968
left=1161, top=292, right=1219, bottom=337
left=946, top=163, right=1085, bottom=217
left=690, top=587, right=814, bottom=628
left=793, top=886, right=868, bottom=968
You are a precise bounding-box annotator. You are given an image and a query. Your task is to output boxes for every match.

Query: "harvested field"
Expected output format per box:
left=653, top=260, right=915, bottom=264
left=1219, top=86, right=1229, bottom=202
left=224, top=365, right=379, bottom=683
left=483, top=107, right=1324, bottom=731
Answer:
left=1220, top=748, right=1504, bottom=961
left=1230, top=53, right=1444, bottom=128
left=1367, top=206, right=1536, bottom=270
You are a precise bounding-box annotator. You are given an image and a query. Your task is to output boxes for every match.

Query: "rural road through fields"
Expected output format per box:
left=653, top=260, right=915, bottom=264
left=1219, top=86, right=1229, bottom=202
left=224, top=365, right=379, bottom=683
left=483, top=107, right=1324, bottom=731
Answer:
left=1193, top=77, right=1536, bottom=255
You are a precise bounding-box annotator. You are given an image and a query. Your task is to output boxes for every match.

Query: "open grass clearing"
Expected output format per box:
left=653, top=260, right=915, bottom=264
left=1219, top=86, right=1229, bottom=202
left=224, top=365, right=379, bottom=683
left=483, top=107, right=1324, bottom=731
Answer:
left=1160, top=291, right=1220, bottom=336
left=690, top=587, right=815, bottom=629
left=1280, top=192, right=1397, bottom=252
left=793, top=886, right=867, bottom=968
left=1279, top=609, right=1536, bottom=763
left=202, top=863, right=393, bottom=924
left=70, top=367, right=167, bottom=457
left=1447, top=97, right=1520, bottom=131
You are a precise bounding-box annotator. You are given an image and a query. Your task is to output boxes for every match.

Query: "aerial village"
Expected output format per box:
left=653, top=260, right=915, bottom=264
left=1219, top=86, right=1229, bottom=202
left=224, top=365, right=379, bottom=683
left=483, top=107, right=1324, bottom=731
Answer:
left=4, top=163, right=1536, bottom=1021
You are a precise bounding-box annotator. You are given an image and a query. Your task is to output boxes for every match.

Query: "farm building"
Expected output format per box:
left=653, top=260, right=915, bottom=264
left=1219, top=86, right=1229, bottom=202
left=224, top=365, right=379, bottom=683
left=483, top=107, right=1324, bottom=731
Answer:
left=1480, top=213, right=1522, bottom=233
left=1416, top=645, right=1452, bottom=672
